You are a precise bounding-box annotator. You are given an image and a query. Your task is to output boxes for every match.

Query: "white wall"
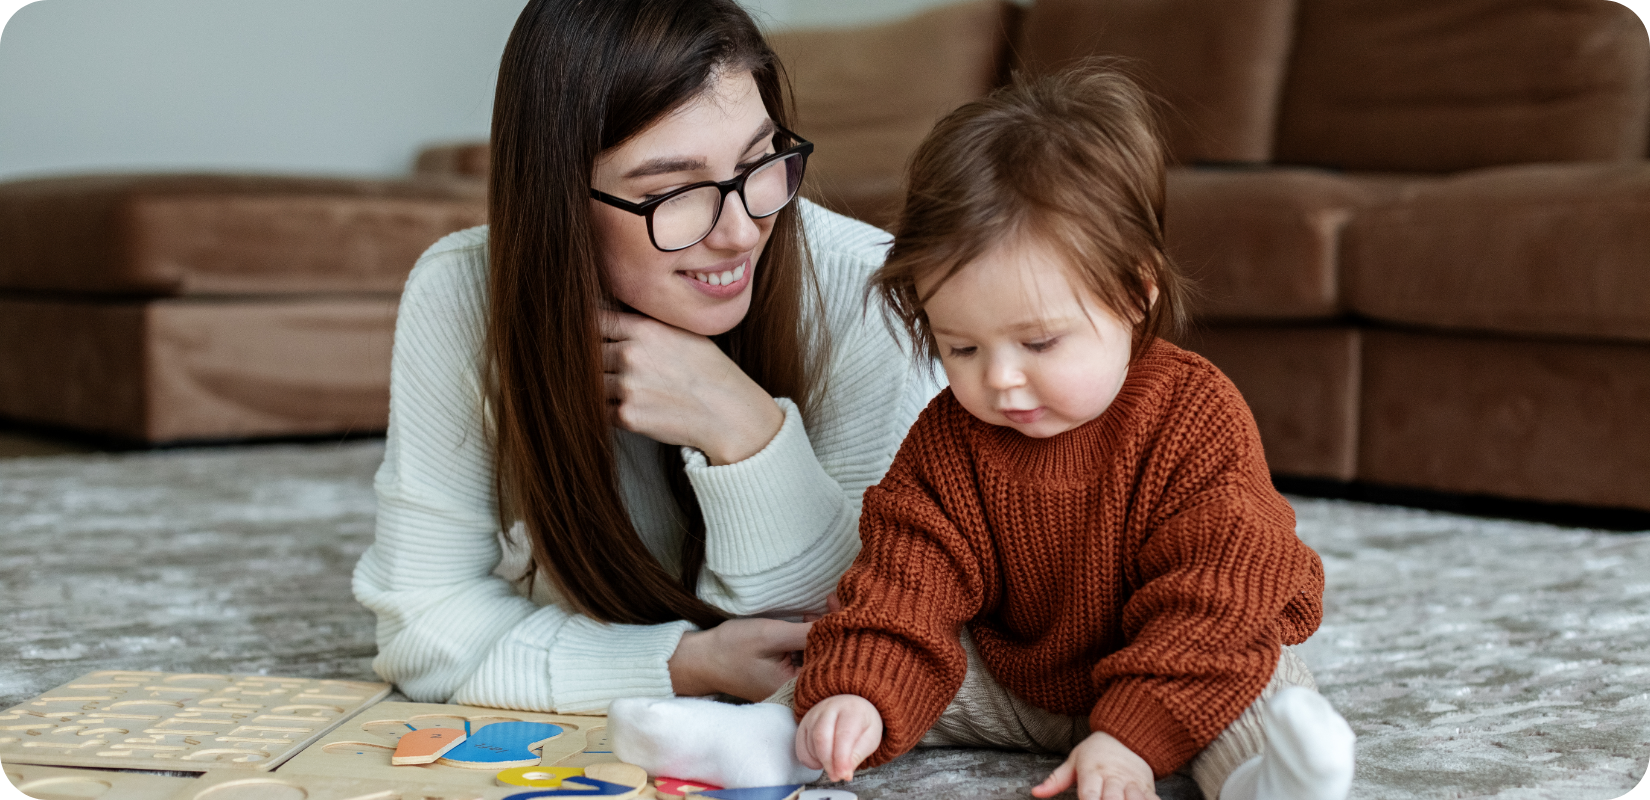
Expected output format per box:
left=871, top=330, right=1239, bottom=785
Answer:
left=0, top=0, right=971, bottom=183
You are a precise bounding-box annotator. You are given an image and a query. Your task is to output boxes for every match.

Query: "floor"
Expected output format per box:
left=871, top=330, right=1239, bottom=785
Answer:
left=2, top=441, right=1647, bottom=799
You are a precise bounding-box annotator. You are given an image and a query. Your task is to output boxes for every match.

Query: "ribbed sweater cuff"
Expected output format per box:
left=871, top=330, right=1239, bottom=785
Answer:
left=1088, top=682, right=1201, bottom=778
left=545, top=616, right=696, bottom=713
left=683, top=398, right=846, bottom=576
left=795, top=636, right=957, bottom=767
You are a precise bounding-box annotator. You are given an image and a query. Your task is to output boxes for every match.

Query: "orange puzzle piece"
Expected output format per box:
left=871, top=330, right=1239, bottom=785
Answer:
left=391, top=726, right=468, bottom=765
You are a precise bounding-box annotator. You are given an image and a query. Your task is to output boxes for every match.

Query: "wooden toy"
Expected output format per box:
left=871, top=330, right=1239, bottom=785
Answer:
left=797, top=791, right=857, bottom=800
left=655, top=776, right=723, bottom=799
left=500, top=776, right=640, bottom=799
left=391, top=725, right=467, bottom=764
left=497, top=766, right=586, bottom=788
left=277, top=701, right=606, bottom=787
left=544, top=726, right=620, bottom=769
left=439, top=721, right=566, bottom=769
left=583, top=761, right=647, bottom=791
left=176, top=767, right=524, bottom=800
left=2, top=762, right=192, bottom=800
left=0, top=670, right=388, bottom=772
left=685, top=786, right=804, bottom=800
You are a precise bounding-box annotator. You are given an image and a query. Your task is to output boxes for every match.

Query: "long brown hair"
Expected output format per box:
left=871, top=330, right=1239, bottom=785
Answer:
left=871, top=62, right=1186, bottom=362
left=486, top=0, right=826, bottom=628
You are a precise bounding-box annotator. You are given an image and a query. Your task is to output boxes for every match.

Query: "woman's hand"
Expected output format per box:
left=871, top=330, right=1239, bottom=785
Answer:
left=669, top=618, right=811, bottom=701
left=601, top=310, right=786, bottom=465
left=1032, top=731, right=1159, bottom=800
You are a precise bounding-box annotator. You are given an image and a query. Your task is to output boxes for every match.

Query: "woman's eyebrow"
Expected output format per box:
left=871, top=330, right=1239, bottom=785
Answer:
left=623, top=157, right=706, bottom=180
left=620, top=120, right=777, bottom=180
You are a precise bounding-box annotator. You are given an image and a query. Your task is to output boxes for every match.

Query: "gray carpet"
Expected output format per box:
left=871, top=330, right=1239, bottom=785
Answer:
left=2, top=442, right=1647, bottom=799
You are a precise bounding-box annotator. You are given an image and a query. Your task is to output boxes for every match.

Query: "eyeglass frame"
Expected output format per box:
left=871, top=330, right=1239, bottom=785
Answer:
left=589, top=126, right=814, bottom=253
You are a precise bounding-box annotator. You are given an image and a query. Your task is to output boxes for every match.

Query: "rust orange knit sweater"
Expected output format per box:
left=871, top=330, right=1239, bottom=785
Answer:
left=795, top=341, right=1324, bottom=777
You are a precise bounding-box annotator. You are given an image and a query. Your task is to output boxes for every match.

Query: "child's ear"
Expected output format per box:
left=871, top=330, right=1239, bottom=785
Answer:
left=1147, top=281, right=1159, bottom=308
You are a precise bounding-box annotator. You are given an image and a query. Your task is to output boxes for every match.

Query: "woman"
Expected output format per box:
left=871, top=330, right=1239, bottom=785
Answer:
left=352, top=0, right=941, bottom=712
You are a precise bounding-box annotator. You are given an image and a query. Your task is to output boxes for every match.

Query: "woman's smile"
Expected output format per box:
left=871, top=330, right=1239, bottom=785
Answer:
left=679, top=255, right=752, bottom=297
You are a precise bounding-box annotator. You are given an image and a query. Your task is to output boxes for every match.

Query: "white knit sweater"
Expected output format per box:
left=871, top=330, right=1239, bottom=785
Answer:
left=352, top=201, right=942, bottom=713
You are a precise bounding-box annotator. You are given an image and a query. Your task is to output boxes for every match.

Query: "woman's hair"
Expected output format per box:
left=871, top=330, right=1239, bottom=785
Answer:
left=486, top=0, right=826, bottom=628
left=870, top=61, right=1186, bottom=361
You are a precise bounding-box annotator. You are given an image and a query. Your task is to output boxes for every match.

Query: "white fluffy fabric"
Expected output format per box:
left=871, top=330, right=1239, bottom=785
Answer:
left=609, top=696, right=824, bottom=787
left=1221, top=687, right=1355, bottom=800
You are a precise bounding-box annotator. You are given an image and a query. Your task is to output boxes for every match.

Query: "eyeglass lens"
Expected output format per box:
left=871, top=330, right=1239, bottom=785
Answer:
left=651, top=152, right=805, bottom=250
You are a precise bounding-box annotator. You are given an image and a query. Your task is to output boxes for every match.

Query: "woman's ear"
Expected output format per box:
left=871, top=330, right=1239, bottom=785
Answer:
left=1146, top=279, right=1160, bottom=308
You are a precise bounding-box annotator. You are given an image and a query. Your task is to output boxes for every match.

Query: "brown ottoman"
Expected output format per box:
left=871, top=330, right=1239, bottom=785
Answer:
left=0, top=174, right=486, bottom=443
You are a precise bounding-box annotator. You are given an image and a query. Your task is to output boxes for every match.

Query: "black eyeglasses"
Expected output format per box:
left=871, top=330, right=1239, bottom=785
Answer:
left=590, top=126, right=813, bottom=252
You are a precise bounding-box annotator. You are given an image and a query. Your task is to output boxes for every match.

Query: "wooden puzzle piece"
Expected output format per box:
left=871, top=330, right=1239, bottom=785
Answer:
left=685, top=786, right=804, bottom=800
left=3, top=762, right=192, bottom=800
left=391, top=726, right=467, bottom=765
left=654, top=777, right=722, bottom=799
left=277, top=702, right=602, bottom=787
left=177, top=768, right=525, bottom=800
left=582, top=762, right=646, bottom=791
left=496, top=767, right=585, bottom=788
left=546, top=726, right=619, bottom=769
left=500, top=777, right=639, bottom=799
left=0, top=670, right=388, bottom=772
left=438, top=721, right=565, bottom=769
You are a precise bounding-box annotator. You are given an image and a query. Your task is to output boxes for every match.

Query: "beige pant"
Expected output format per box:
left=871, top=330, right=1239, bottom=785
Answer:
left=775, top=631, right=1317, bottom=800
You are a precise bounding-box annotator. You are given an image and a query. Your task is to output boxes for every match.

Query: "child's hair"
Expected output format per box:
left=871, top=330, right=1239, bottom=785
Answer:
left=870, top=61, right=1186, bottom=362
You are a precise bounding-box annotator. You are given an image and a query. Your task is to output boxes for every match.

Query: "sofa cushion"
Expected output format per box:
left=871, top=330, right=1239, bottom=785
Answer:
left=768, top=0, right=1014, bottom=229
left=1276, top=0, right=1650, bottom=172
left=1166, top=167, right=1420, bottom=321
left=1180, top=325, right=1361, bottom=481
left=414, top=142, right=490, bottom=179
left=1017, top=0, right=1297, bottom=164
left=0, top=294, right=397, bottom=443
left=1360, top=329, right=1650, bottom=511
left=1345, top=162, right=1650, bottom=343
left=0, top=174, right=486, bottom=296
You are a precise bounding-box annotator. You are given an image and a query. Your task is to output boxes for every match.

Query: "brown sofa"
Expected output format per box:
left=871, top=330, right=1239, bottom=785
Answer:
left=0, top=175, right=484, bottom=443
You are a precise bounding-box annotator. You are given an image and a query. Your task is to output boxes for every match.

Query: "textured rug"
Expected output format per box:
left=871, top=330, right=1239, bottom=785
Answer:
left=1, top=442, right=1647, bottom=799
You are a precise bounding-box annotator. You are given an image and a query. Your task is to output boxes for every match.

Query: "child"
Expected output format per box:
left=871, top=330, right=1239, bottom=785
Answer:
left=612, top=64, right=1355, bottom=800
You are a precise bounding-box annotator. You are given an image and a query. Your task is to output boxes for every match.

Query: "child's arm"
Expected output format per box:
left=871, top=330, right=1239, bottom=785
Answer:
left=1032, top=731, right=1159, bottom=800
left=794, top=694, right=884, bottom=782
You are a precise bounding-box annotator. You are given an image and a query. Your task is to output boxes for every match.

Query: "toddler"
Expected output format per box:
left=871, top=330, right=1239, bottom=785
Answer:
left=612, top=65, right=1355, bottom=800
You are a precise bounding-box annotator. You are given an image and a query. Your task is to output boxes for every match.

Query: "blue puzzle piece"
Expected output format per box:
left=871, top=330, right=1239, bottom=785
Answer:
left=692, top=785, right=805, bottom=800
left=502, top=777, right=636, bottom=798
left=439, top=720, right=564, bottom=766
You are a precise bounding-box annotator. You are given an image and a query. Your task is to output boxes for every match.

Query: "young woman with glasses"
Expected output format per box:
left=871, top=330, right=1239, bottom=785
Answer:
left=352, top=0, right=942, bottom=713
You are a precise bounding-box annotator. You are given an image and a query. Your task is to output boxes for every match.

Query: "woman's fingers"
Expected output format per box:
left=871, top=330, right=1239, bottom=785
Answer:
left=764, top=620, right=812, bottom=654
left=598, top=308, right=641, bottom=342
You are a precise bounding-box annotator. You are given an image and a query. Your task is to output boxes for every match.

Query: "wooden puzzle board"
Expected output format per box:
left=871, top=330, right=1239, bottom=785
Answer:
left=0, top=671, right=390, bottom=773
left=275, top=701, right=624, bottom=788
left=3, top=763, right=194, bottom=800
left=173, top=768, right=529, bottom=800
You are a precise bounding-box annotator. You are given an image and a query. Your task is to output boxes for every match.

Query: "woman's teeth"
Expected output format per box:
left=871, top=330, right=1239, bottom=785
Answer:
left=687, top=264, right=745, bottom=287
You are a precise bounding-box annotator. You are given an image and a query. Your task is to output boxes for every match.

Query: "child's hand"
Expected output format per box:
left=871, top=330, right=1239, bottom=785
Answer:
left=795, top=694, right=883, bottom=782
left=1032, top=730, right=1159, bottom=800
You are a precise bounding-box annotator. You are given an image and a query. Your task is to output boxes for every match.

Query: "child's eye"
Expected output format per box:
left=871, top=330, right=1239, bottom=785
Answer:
left=1025, top=338, right=1059, bottom=353
left=946, top=345, right=977, bottom=358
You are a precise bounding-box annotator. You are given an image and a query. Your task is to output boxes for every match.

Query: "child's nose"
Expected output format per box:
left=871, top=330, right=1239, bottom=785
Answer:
left=985, top=357, right=1025, bottom=390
